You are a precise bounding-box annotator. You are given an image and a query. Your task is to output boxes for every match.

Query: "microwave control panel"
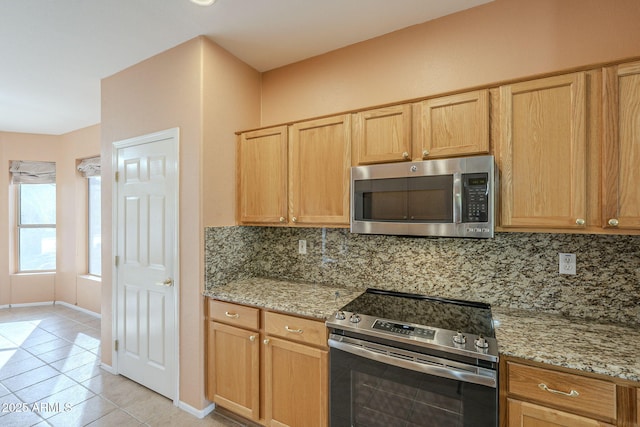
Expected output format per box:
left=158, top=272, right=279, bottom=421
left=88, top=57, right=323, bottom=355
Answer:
left=462, top=173, right=489, bottom=223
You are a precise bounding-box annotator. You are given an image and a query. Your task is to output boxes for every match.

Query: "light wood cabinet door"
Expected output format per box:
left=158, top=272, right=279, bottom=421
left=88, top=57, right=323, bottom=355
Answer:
left=264, top=337, right=328, bottom=427
left=602, top=61, right=640, bottom=230
left=414, top=90, right=490, bottom=159
left=498, top=73, right=587, bottom=229
left=289, top=115, right=351, bottom=225
left=508, top=399, right=614, bottom=427
left=237, top=126, right=288, bottom=225
left=207, top=322, right=260, bottom=421
left=352, top=104, right=412, bottom=165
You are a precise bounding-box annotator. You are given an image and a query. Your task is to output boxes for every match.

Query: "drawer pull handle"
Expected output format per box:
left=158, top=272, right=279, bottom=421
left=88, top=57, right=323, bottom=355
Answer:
left=285, top=326, right=303, bottom=334
left=538, top=383, right=579, bottom=397
left=224, top=312, right=239, bottom=319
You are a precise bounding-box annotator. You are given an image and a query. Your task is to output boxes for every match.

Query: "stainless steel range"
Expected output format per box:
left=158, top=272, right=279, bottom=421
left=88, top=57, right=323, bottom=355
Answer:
left=326, top=288, right=498, bottom=427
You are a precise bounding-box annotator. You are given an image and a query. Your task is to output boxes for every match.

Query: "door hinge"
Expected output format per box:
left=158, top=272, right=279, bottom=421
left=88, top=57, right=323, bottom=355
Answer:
left=114, top=340, right=119, bottom=351
left=115, top=171, right=119, bottom=182
left=115, top=255, right=119, bottom=267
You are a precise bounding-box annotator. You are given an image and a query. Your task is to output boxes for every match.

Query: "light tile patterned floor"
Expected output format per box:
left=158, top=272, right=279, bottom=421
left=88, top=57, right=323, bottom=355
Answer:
left=0, top=304, right=245, bottom=426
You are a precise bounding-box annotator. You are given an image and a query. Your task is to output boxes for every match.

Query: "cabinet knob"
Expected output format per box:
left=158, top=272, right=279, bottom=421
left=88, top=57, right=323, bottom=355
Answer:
left=402, top=151, right=410, bottom=160
left=292, top=217, right=298, bottom=223
left=422, top=149, right=429, bottom=159
left=249, top=335, right=256, bottom=342
left=279, top=216, right=286, bottom=223
left=263, top=339, right=270, bottom=345
left=575, top=218, right=585, bottom=226
left=608, top=218, right=619, bottom=227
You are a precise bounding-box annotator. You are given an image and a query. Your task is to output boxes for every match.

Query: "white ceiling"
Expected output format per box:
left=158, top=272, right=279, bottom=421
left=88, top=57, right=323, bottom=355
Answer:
left=0, top=0, right=492, bottom=135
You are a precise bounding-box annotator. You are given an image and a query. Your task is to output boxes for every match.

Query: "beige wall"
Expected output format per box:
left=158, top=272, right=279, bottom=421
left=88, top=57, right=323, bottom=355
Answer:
left=0, top=132, right=58, bottom=305
left=202, top=39, right=262, bottom=226
left=100, top=36, right=260, bottom=410
left=261, top=0, right=640, bottom=126
left=59, top=124, right=101, bottom=310
left=0, top=125, right=100, bottom=311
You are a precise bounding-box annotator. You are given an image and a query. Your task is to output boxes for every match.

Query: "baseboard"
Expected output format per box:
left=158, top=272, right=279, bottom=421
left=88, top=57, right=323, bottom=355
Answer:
left=99, top=363, right=117, bottom=375
left=9, top=301, right=54, bottom=308
left=54, top=300, right=101, bottom=319
left=178, top=400, right=215, bottom=419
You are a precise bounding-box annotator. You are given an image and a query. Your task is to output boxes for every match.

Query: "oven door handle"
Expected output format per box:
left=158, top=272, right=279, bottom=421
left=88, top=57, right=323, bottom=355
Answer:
left=328, top=337, right=497, bottom=388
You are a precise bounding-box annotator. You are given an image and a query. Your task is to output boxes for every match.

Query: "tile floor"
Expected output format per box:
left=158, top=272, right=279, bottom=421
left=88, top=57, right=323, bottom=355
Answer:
left=0, top=304, right=245, bottom=427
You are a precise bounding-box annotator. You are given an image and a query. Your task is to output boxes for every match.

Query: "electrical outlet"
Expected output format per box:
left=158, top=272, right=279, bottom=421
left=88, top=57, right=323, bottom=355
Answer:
left=559, top=253, right=576, bottom=275
left=298, top=239, right=307, bottom=255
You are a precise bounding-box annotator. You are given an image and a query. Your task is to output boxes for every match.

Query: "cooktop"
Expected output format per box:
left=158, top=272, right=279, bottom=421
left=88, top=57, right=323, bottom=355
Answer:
left=339, top=288, right=495, bottom=338
left=328, top=288, right=498, bottom=361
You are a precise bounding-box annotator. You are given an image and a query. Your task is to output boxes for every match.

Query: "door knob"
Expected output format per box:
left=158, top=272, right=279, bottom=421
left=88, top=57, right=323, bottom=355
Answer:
left=162, top=278, right=174, bottom=287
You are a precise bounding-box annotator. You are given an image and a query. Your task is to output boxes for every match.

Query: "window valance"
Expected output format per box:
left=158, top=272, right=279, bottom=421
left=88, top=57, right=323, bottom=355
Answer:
left=9, top=160, right=56, bottom=184
left=77, top=157, right=101, bottom=178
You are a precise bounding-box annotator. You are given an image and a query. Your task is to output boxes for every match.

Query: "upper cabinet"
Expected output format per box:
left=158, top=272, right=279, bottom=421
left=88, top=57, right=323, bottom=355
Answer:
left=414, top=90, right=490, bottom=160
left=289, top=115, right=351, bottom=225
left=602, top=61, right=640, bottom=230
left=497, top=73, right=588, bottom=229
left=352, top=104, right=412, bottom=165
left=237, top=115, right=351, bottom=227
left=237, top=126, right=288, bottom=225
left=351, top=90, right=490, bottom=166
left=237, top=59, right=640, bottom=234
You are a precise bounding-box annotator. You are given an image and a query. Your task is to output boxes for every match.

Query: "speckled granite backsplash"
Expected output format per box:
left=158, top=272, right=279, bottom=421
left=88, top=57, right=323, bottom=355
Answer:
left=205, top=226, right=640, bottom=325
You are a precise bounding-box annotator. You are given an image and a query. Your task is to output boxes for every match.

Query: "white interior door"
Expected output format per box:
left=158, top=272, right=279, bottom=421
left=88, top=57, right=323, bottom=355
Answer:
left=114, top=129, right=179, bottom=400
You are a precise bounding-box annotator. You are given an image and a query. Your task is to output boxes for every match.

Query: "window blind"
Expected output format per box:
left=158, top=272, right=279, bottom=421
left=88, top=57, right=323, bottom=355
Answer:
left=9, top=160, right=56, bottom=184
left=77, top=156, right=101, bottom=178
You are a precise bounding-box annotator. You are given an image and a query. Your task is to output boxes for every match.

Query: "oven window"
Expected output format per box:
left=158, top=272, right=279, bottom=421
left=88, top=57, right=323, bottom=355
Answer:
left=354, top=175, right=453, bottom=222
left=331, top=346, right=497, bottom=427
left=352, top=371, right=463, bottom=426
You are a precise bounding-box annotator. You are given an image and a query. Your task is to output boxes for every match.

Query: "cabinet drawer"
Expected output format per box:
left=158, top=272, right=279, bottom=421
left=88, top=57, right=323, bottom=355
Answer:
left=264, top=311, right=327, bottom=348
left=209, top=300, right=259, bottom=330
left=507, top=362, right=616, bottom=420
left=508, top=399, right=612, bottom=427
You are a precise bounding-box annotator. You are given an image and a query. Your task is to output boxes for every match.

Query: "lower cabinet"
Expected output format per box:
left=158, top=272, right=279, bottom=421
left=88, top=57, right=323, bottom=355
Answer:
left=264, top=337, right=328, bottom=427
left=507, top=399, right=614, bottom=427
left=206, top=299, right=328, bottom=426
left=207, top=322, right=260, bottom=421
left=502, top=357, right=631, bottom=427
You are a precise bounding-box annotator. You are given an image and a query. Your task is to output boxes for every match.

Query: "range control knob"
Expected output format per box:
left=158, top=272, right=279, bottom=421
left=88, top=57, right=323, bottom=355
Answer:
left=349, top=313, right=361, bottom=324
left=335, top=311, right=346, bottom=320
left=474, top=335, right=489, bottom=349
left=453, top=331, right=467, bottom=344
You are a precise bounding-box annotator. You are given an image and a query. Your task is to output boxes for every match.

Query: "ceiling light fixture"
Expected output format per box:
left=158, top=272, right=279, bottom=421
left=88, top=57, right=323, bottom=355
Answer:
left=190, top=0, right=216, bottom=6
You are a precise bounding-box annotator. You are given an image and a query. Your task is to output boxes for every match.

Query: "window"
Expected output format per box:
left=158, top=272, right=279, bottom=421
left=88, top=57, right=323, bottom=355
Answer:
left=78, top=156, right=101, bottom=276
left=18, top=183, right=57, bottom=271
left=88, top=176, right=101, bottom=276
left=10, top=160, right=57, bottom=272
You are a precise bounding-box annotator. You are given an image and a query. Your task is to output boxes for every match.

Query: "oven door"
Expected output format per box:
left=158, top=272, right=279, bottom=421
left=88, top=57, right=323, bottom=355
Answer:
left=329, top=336, right=497, bottom=427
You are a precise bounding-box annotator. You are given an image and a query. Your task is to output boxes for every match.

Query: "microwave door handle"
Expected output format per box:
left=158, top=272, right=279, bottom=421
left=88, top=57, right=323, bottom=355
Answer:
left=453, top=173, right=462, bottom=224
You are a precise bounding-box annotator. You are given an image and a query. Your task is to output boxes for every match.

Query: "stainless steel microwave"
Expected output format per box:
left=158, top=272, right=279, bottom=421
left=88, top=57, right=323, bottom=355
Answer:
left=350, top=155, right=496, bottom=238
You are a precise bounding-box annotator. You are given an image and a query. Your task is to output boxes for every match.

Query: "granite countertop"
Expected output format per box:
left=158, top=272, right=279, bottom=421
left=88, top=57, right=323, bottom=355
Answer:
left=493, top=307, right=640, bottom=383
left=204, top=278, right=640, bottom=383
left=203, top=277, right=363, bottom=320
